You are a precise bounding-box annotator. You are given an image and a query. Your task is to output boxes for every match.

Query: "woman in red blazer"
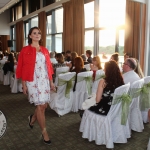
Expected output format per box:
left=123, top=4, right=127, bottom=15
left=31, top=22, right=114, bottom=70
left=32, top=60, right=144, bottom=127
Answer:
left=16, top=26, right=54, bottom=145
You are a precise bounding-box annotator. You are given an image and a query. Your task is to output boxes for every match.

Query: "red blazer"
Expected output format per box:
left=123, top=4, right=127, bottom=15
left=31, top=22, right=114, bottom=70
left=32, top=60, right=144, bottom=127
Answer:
left=16, top=45, right=54, bottom=81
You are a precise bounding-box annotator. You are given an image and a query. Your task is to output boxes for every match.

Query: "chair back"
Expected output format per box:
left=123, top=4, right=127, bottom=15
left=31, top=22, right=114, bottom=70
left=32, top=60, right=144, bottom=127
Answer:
left=76, top=71, right=93, bottom=94
left=55, top=66, right=69, bottom=86
left=108, top=83, right=130, bottom=125
left=92, top=69, right=105, bottom=94
left=57, top=72, right=76, bottom=98
left=84, top=64, right=90, bottom=71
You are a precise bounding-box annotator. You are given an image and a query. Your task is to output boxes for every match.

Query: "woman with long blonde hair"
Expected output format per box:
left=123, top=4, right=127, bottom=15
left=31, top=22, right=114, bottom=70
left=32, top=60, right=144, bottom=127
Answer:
left=90, top=56, right=102, bottom=81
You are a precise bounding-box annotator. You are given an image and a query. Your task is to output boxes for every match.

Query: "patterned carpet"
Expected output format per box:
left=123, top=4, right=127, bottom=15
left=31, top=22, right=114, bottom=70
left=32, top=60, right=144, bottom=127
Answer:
left=0, top=82, right=149, bottom=150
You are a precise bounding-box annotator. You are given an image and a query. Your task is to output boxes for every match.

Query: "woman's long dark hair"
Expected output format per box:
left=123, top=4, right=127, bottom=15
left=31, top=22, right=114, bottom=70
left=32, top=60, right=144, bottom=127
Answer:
left=56, top=53, right=64, bottom=64
left=28, top=26, right=42, bottom=45
left=104, top=60, right=124, bottom=90
left=74, top=56, right=84, bottom=73
left=8, top=53, right=14, bottom=64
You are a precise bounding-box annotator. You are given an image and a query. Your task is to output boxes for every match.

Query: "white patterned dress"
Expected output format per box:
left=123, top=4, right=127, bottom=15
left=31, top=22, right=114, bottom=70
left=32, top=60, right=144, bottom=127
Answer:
left=26, top=52, right=50, bottom=105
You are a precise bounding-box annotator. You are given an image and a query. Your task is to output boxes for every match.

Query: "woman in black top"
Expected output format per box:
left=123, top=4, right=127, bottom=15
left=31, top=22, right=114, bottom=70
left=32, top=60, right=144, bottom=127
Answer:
left=71, top=56, right=86, bottom=91
left=89, top=60, right=124, bottom=115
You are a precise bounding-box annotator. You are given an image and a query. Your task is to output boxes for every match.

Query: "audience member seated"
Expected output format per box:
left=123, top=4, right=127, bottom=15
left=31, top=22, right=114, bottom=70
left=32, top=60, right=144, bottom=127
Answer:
left=86, top=50, right=92, bottom=63
left=110, top=52, right=119, bottom=64
left=71, top=56, right=87, bottom=91
left=53, top=53, right=66, bottom=82
left=65, top=50, right=71, bottom=62
left=124, top=52, right=132, bottom=61
left=122, top=58, right=140, bottom=84
left=67, top=52, right=78, bottom=71
left=89, top=60, right=124, bottom=116
left=3, top=53, right=14, bottom=75
left=134, top=58, right=144, bottom=78
left=81, top=54, right=89, bottom=65
left=50, top=52, right=57, bottom=64
left=90, top=56, right=102, bottom=81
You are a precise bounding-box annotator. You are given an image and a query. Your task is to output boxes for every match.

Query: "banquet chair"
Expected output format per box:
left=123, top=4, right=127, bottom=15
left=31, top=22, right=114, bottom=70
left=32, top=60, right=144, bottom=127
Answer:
left=49, top=72, right=76, bottom=116
left=129, top=79, right=144, bottom=132
left=55, top=66, right=69, bottom=86
left=0, top=63, right=4, bottom=82
left=84, top=64, right=91, bottom=71
left=3, top=71, right=13, bottom=85
left=148, top=138, right=150, bottom=150
left=92, top=69, right=105, bottom=94
left=79, top=83, right=130, bottom=149
left=141, top=76, right=150, bottom=123
left=11, top=65, right=23, bottom=93
left=71, top=71, right=93, bottom=112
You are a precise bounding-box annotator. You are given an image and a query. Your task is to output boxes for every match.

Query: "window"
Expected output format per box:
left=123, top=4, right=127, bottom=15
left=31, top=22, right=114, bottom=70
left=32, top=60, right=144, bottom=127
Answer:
left=43, top=0, right=55, bottom=7
left=46, top=7, right=63, bottom=52
left=24, top=22, right=29, bottom=46
left=84, top=0, right=126, bottom=66
left=31, top=17, right=38, bottom=27
left=10, top=2, right=23, bottom=22
left=29, top=0, right=40, bottom=13
left=10, top=26, right=16, bottom=51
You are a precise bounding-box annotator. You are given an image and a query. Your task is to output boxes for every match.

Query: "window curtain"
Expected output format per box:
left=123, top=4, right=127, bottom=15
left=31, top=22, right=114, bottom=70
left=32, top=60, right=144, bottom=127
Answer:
left=63, top=0, right=84, bottom=55
left=16, top=20, right=24, bottom=52
left=125, top=0, right=146, bottom=70
left=63, top=1, right=73, bottom=53
left=38, top=11, right=46, bottom=47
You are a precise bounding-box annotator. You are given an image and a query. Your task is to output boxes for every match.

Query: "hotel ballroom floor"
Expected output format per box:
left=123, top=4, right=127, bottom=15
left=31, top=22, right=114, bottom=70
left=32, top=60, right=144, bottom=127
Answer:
left=0, top=82, right=149, bottom=150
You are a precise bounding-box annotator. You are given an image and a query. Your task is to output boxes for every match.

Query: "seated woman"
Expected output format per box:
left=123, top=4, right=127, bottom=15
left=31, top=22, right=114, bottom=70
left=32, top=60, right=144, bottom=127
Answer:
left=110, top=52, right=119, bottom=64
left=81, top=54, right=89, bottom=65
left=3, top=53, right=14, bottom=75
left=89, top=60, right=124, bottom=116
left=71, top=56, right=87, bottom=91
left=90, top=56, right=102, bottom=81
left=66, top=52, right=78, bottom=71
left=53, top=53, right=66, bottom=82
left=134, top=58, right=144, bottom=78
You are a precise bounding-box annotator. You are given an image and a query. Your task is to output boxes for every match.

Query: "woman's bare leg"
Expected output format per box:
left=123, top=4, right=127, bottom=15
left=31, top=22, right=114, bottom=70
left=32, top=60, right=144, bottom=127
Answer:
left=36, top=104, right=49, bottom=141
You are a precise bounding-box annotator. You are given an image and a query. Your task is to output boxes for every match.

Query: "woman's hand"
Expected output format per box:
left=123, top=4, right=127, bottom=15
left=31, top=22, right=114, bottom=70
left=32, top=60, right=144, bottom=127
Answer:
left=50, top=81, right=55, bottom=91
left=22, top=84, right=28, bottom=95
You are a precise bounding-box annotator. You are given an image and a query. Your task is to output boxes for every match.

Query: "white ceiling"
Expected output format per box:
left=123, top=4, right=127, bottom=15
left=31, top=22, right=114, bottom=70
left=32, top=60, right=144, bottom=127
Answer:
left=0, top=0, right=11, bottom=8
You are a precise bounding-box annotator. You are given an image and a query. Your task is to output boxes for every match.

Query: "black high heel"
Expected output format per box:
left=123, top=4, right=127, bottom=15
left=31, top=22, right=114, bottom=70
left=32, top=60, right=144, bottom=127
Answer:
left=41, top=128, right=51, bottom=145
left=41, top=134, right=51, bottom=145
left=28, top=115, right=33, bottom=129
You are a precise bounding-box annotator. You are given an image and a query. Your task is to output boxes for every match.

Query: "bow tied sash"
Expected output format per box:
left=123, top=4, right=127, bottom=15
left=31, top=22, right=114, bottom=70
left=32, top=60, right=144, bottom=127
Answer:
left=58, top=76, right=75, bottom=98
left=56, top=71, right=68, bottom=77
left=112, top=93, right=131, bottom=125
left=130, top=83, right=150, bottom=111
left=95, top=74, right=105, bottom=81
left=77, top=76, right=92, bottom=95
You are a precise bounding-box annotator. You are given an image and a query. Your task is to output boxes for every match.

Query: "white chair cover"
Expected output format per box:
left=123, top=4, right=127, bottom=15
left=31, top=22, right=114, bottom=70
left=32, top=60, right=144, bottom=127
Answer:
left=55, top=66, right=69, bottom=86
left=80, top=83, right=130, bottom=149
left=141, top=76, right=150, bottom=123
left=49, top=72, right=76, bottom=116
left=3, top=71, right=13, bottom=85
left=92, top=69, right=105, bottom=94
left=84, top=64, right=91, bottom=71
left=11, top=65, right=23, bottom=93
left=71, top=71, right=93, bottom=112
left=0, top=63, right=4, bottom=82
left=129, top=79, right=144, bottom=132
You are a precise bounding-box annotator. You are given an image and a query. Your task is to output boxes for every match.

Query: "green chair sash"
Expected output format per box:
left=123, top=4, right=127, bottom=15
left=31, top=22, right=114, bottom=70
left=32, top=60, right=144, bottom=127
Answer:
left=58, top=76, right=75, bottom=99
left=130, top=83, right=150, bottom=111
left=112, top=93, right=131, bottom=125
left=77, top=76, right=92, bottom=95
left=56, top=71, right=68, bottom=77
left=95, top=74, right=105, bottom=81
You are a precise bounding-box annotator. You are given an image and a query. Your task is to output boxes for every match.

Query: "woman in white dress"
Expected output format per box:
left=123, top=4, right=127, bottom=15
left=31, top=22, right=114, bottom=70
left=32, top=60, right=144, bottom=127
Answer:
left=16, top=27, right=55, bottom=145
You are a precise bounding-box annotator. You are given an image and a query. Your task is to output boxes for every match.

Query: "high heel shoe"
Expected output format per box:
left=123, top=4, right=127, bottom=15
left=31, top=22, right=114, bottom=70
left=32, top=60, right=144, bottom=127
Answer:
left=41, top=134, right=51, bottom=145
left=28, top=115, right=33, bottom=129
left=41, top=128, right=51, bottom=145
